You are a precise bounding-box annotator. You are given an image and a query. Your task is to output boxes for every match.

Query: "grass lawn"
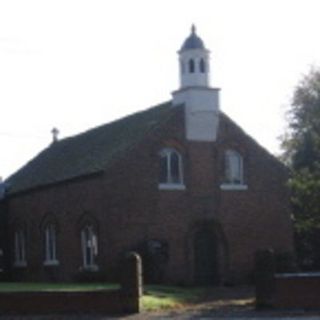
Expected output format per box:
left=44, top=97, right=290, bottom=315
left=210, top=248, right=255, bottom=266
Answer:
left=142, top=285, right=204, bottom=311
left=0, top=282, right=204, bottom=311
left=0, top=282, right=119, bottom=292
left=0, top=282, right=254, bottom=311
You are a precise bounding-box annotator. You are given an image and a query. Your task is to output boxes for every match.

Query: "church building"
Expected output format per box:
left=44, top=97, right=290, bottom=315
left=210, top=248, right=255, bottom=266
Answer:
left=1, top=27, right=294, bottom=284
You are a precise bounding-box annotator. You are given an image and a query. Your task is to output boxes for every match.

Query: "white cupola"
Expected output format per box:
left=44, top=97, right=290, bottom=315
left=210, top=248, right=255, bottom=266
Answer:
left=179, top=25, right=210, bottom=88
left=172, top=25, right=220, bottom=142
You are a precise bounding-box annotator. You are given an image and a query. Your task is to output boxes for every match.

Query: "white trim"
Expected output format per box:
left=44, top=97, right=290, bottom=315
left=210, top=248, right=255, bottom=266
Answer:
left=225, top=150, right=244, bottom=185
left=158, top=183, right=186, bottom=191
left=44, top=224, right=57, bottom=263
left=81, top=226, right=98, bottom=269
left=220, top=184, right=248, bottom=191
left=14, top=230, right=26, bottom=266
left=43, top=259, right=60, bottom=266
left=159, top=148, right=184, bottom=185
left=275, top=272, right=320, bottom=278
left=82, top=264, right=99, bottom=272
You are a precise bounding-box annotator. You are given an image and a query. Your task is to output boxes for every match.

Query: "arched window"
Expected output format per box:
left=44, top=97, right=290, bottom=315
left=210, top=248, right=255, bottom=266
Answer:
left=44, top=224, right=58, bottom=265
left=159, top=148, right=184, bottom=189
left=224, top=150, right=244, bottom=185
left=81, top=225, right=98, bottom=270
left=14, top=229, right=26, bottom=267
left=200, top=59, right=206, bottom=73
left=189, top=59, right=195, bottom=73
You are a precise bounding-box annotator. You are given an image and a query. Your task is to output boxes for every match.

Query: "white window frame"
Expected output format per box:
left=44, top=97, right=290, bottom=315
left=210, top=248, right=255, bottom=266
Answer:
left=158, top=148, right=185, bottom=190
left=221, top=150, right=248, bottom=191
left=43, top=224, right=59, bottom=266
left=81, top=225, right=99, bottom=271
left=14, top=229, right=27, bottom=267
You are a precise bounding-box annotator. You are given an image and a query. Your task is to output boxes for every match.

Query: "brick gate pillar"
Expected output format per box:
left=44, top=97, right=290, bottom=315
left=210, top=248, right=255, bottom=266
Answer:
left=121, top=252, right=143, bottom=313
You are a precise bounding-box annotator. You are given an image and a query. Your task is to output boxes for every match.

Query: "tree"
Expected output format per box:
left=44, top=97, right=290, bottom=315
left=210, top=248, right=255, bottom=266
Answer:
left=282, top=68, right=320, bottom=270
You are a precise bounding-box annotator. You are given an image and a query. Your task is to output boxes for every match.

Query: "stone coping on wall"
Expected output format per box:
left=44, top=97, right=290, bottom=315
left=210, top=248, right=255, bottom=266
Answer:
left=0, top=252, right=143, bottom=315
left=275, top=272, right=320, bottom=278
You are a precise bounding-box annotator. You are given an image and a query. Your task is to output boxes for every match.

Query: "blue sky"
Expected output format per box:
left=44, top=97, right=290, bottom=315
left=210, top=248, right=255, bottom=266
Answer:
left=1, top=0, right=320, bottom=178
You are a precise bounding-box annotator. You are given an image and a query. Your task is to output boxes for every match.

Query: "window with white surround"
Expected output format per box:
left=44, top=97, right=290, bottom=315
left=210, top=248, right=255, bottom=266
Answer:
left=221, top=150, right=247, bottom=190
left=159, top=148, right=185, bottom=190
left=14, top=229, right=26, bottom=267
left=81, top=225, right=98, bottom=271
left=44, top=224, right=59, bottom=266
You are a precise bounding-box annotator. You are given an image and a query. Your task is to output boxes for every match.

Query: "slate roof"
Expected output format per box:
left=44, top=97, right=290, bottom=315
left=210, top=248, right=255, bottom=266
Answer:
left=6, top=101, right=175, bottom=195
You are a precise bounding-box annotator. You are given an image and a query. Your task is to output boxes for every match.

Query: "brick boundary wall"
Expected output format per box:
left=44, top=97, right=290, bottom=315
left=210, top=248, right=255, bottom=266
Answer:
left=0, top=290, right=124, bottom=314
left=273, top=272, right=320, bottom=309
left=0, top=252, right=142, bottom=315
left=255, top=249, right=320, bottom=310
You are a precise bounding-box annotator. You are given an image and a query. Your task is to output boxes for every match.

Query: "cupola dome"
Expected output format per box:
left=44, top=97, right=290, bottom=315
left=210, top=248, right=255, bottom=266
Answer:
left=180, top=25, right=205, bottom=51
left=177, top=25, right=210, bottom=88
left=172, top=25, right=220, bottom=142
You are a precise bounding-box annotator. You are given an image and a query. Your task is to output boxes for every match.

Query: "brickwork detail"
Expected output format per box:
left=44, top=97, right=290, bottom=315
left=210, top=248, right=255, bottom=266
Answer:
left=5, top=109, right=294, bottom=284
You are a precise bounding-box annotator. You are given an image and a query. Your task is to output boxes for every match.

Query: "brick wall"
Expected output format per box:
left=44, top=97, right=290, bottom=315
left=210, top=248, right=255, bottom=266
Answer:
left=6, top=107, right=294, bottom=284
left=0, top=252, right=142, bottom=315
left=0, top=290, right=124, bottom=315
left=0, top=199, right=9, bottom=280
left=273, top=273, right=320, bottom=309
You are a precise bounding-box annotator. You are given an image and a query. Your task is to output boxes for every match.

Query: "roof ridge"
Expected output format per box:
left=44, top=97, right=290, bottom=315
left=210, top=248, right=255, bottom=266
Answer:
left=52, top=100, right=173, bottom=146
left=6, top=101, right=175, bottom=195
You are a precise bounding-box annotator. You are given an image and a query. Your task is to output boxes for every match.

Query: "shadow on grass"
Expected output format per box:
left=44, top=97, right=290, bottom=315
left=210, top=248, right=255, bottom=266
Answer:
left=142, top=285, right=255, bottom=312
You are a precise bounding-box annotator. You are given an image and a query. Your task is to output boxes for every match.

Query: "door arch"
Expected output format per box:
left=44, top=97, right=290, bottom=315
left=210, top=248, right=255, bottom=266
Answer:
left=194, top=227, right=219, bottom=285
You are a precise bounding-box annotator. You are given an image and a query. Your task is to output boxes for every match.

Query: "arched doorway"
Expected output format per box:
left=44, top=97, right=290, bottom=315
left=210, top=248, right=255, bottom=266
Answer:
left=194, top=227, right=219, bottom=285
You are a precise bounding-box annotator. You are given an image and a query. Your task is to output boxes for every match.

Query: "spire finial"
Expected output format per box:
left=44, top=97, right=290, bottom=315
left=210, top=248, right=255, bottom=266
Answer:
left=191, top=24, right=196, bottom=34
left=51, top=127, right=59, bottom=143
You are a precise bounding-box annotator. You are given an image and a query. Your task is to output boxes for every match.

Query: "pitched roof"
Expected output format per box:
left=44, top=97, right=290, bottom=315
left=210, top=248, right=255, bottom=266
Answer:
left=6, top=101, right=175, bottom=195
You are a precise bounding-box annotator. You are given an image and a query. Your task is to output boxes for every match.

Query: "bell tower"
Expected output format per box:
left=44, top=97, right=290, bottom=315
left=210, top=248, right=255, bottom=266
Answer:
left=172, top=25, right=220, bottom=142
left=179, top=25, right=210, bottom=88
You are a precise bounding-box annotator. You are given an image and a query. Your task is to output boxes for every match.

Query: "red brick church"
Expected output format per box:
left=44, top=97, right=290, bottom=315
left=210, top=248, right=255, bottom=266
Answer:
left=0, top=26, right=293, bottom=284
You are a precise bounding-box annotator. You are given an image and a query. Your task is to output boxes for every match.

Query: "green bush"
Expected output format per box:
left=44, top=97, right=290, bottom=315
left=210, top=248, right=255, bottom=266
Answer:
left=275, top=252, right=297, bottom=273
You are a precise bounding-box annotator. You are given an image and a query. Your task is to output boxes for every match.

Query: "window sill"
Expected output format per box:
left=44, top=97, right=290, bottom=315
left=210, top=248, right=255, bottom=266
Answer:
left=43, top=260, right=60, bottom=267
left=158, top=183, right=186, bottom=191
left=14, top=261, right=27, bottom=268
left=220, top=184, right=248, bottom=191
left=82, top=265, right=99, bottom=272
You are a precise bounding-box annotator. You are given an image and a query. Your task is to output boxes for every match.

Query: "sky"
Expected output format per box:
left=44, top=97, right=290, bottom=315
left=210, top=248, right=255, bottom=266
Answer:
left=1, top=0, right=320, bottom=179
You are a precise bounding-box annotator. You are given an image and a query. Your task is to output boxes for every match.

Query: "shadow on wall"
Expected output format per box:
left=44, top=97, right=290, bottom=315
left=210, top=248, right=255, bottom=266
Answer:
left=134, top=239, right=169, bottom=284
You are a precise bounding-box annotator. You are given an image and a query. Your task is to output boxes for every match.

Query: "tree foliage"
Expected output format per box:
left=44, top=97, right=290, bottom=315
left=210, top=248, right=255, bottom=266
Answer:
left=282, top=68, right=320, bottom=270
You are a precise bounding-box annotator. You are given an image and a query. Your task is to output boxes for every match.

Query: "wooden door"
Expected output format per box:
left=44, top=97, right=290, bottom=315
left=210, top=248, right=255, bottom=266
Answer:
left=194, top=228, right=218, bottom=285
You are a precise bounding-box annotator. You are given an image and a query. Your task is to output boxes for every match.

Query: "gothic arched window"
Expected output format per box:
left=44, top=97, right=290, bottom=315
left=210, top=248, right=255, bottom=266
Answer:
left=81, top=225, right=98, bottom=270
left=44, top=224, right=58, bottom=265
left=14, top=229, right=27, bottom=267
left=189, top=59, right=195, bottom=73
left=159, top=148, right=185, bottom=189
left=224, top=150, right=244, bottom=185
left=200, top=59, right=206, bottom=73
